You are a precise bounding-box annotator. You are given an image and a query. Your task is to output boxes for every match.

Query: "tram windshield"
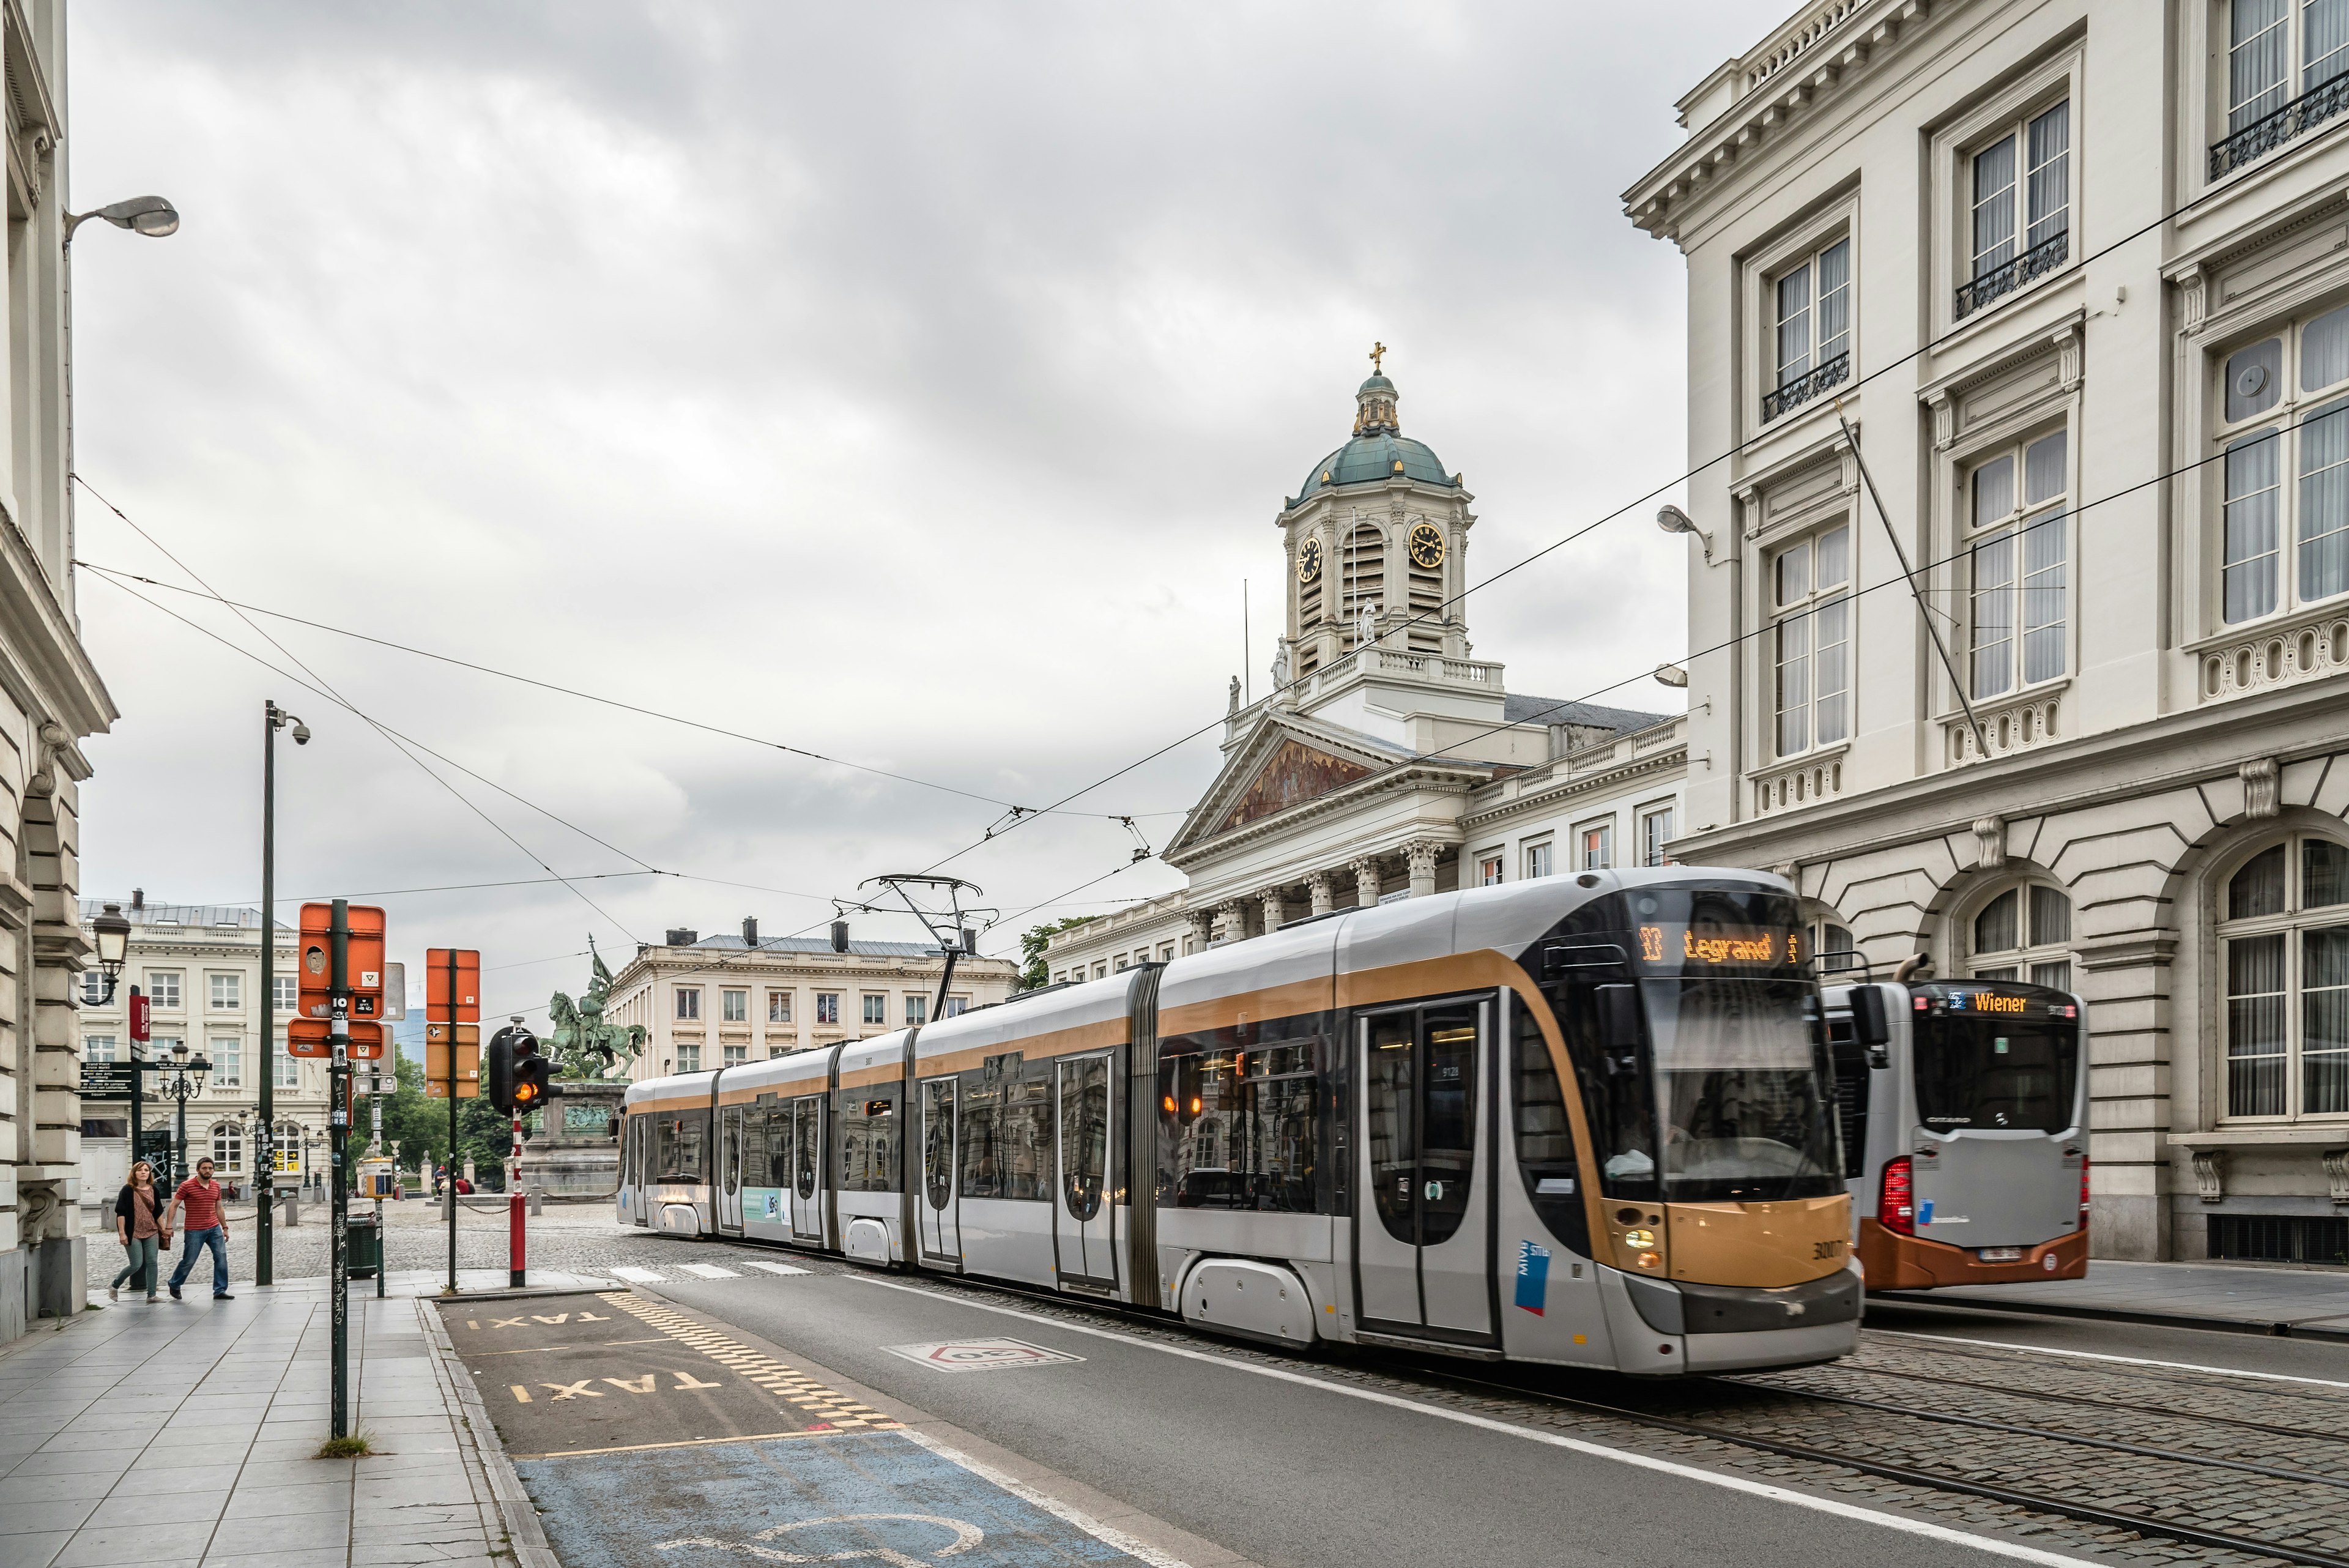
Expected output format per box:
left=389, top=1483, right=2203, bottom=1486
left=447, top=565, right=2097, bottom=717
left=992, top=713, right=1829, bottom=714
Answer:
left=1910, top=984, right=2080, bottom=1133
left=1542, top=883, right=1841, bottom=1204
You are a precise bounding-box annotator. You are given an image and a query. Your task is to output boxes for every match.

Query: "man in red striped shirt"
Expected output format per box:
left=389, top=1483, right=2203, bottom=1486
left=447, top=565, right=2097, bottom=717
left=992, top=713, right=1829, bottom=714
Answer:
left=165, top=1157, right=234, bottom=1301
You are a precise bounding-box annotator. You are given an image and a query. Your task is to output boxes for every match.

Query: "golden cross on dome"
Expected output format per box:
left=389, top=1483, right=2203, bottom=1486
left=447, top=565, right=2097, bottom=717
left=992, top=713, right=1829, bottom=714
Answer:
left=1368, top=341, right=1387, bottom=375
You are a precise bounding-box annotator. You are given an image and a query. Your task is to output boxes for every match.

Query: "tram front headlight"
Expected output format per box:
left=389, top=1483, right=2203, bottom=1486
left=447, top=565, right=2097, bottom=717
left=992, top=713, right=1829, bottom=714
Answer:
left=1637, top=1252, right=1663, bottom=1270
left=1623, top=1227, right=1657, bottom=1250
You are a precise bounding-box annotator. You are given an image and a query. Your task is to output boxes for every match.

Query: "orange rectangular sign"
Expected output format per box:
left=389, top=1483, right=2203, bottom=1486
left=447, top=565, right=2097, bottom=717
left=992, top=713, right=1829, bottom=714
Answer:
left=425, top=948, right=481, bottom=1024
left=288, top=1017, right=385, bottom=1059
left=297, top=903, right=388, bottom=1021
left=425, top=1038, right=480, bottom=1095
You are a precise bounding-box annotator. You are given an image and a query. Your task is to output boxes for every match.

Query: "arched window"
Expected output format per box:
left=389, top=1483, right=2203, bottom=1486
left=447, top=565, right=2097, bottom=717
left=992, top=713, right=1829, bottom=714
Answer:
left=1969, top=880, right=2073, bottom=989
left=1808, top=918, right=1857, bottom=975
left=210, top=1123, right=243, bottom=1176
left=2218, top=833, right=2349, bottom=1120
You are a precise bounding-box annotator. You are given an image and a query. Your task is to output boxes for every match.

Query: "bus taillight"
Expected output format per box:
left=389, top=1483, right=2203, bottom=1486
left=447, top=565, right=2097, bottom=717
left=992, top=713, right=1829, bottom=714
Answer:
left=2079, top=1153, right=2091, bottom=1230
left=1879, top=1156, right=1915, bottom=1236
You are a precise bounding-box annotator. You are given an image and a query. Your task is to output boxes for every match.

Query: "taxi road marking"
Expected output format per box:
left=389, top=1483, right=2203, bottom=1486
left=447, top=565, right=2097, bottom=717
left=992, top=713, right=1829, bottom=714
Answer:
left=850, top=1276, right=2120, bottom=1568
left=598, top=1292, right=903, bottom=1432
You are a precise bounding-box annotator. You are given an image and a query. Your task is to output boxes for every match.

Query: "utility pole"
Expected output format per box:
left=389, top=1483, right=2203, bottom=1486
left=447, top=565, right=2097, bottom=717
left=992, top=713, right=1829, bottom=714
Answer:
left=258, top=704, right=277, bottom=1284
left=328, top=898, right=351, bottom=1441
left=446, top=948, right=459, bottom=1294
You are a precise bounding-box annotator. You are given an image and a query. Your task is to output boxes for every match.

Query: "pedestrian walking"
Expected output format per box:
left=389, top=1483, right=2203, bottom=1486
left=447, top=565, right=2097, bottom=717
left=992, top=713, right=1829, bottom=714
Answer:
left=164, top=1156, right=234, bottom=1301
left=110, top=1160, right=165, bottom=1302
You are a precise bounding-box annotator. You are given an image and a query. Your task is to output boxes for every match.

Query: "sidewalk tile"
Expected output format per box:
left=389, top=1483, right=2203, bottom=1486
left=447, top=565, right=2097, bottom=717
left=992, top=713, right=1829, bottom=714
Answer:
left=129, top=1466, right=247, bottom=1497
left=52, top=1520, right=218, bottom=1567
left=5, top=1451, right=138, bottom=1480
left=200, top=1551, right=349, bottom=1568
left=0, top=1502, right=99, bottom=1537
left=0, top=1532, right=69, bottom=1568
left=0, top=1474, right=117, bottom=1506
left=220, top=1488, right=351, bottom=1522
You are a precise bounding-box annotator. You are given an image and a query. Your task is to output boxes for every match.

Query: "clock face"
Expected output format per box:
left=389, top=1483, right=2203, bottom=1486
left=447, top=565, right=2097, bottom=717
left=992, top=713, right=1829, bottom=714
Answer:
left=1297, top=537, right=1323, bottom=585
left=1408, top=522, right=1445, bottom=570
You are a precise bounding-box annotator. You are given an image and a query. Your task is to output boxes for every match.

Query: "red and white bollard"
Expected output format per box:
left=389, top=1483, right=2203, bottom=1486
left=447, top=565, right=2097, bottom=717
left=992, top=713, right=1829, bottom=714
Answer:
left=508, top=1113, right=526, bottom=1288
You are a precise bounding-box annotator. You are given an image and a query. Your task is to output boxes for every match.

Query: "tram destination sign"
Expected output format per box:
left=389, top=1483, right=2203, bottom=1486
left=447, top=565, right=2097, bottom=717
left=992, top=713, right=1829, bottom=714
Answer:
left=80, top=1063, right=134, bottom=1100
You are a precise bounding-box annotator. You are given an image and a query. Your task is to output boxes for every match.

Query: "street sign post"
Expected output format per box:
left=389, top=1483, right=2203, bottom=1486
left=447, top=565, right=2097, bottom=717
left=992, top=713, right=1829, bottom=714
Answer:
left=426, top=948, right=481, bottom=1295
left=295, top=899, right=366, bottom=1443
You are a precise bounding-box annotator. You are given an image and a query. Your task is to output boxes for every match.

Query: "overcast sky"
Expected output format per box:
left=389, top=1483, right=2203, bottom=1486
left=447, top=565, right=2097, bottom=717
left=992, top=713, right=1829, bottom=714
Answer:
left=65, top=1, right=1787, bottom=1028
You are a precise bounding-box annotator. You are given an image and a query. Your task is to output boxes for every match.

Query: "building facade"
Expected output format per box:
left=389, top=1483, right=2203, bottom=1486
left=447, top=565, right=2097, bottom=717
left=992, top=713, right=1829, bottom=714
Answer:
left=1049, top=371, right=1688, bottom=983
left=2, top=6, right=119, bottom=1343
left=606, top=921, right=1019, bottom=1080
left=73, top=897, right=330, bottom=1210
left=1625, top=0, right=2349, bottom=1260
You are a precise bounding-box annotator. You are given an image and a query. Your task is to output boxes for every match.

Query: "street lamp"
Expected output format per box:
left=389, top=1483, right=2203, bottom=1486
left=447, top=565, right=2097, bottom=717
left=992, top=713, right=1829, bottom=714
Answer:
left=256, top=701, right=309, bottom=1286
left=64, top=195, right=179, bottom=245
left=90, top=902, right=130, bottom=1003
left=149, top=1039, right=212, bottom=1192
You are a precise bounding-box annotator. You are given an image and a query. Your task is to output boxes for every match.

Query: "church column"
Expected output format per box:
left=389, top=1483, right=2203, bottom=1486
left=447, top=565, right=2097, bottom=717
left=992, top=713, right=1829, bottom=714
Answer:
left=1350, top=856, right=1384, bottom=910
left=1259, top=887, right=1289, bottom=934
left=1405, top=839, right=1442, bottom=899
left=1183, top=911, right=1214, bottom=955
left=1213, top=900, right=1249, bottom=945
left=1305, top=871, right=1336, bottom=918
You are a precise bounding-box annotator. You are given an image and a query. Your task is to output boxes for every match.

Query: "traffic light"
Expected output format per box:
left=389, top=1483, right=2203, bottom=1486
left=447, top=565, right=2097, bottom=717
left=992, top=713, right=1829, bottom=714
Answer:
left=487, top=1023, right=549, bottom=1116
left=513, top=1039, right=551, bottom=1115
left=486, top=1024, right=521, bottom=1113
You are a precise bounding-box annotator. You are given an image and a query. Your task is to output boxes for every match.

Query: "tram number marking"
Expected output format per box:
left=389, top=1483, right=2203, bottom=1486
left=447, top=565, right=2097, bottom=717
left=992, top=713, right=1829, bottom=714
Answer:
left=1811, top=1239, right=1846, bottom=1260
left=1639, top=926, right=1664, bottom=962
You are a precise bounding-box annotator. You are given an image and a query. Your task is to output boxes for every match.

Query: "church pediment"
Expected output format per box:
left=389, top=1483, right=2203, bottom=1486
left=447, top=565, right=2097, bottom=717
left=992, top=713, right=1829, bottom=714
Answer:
left=1219, top=740, right=1372, bottom=834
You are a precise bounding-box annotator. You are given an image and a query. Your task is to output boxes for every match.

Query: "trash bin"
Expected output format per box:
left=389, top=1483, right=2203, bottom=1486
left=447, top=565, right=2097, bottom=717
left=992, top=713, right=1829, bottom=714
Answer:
left=345, top=1214, right=381, bottom=1280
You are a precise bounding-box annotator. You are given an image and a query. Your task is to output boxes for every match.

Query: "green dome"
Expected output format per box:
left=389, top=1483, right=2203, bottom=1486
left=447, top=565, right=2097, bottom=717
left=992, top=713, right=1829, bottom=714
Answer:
left=1289, top=370, right=1457, bottom=506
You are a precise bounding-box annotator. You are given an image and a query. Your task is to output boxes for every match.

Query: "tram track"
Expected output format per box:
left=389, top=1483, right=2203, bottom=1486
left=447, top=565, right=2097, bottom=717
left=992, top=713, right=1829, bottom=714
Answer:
left=834, top=1263, right=2349, bottom=1568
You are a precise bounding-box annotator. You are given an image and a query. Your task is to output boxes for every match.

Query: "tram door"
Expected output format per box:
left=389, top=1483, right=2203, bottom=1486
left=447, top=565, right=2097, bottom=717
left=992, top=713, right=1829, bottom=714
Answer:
left=1054, top=1055, right=1115, bottom=1288
left=626, top=1115, right=650, bottom=1226
left=788, top=1096, right=825, bottom=1243
left=1357, top=998, right=1494, bottom=1340
left=716, top=1105, right=746, bottom=1235
left=917, top=1077, right=960, bottom=1264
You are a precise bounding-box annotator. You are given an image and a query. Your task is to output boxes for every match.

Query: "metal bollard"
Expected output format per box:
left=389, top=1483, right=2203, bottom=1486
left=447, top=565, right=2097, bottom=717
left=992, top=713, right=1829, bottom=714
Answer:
left=529, top=1186, right=544, bottom=1217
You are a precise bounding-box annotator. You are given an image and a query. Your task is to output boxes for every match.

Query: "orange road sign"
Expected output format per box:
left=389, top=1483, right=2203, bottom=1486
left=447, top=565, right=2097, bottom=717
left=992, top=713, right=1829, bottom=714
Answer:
left=298, top=904, right=388, bottom=1022
left=289, top=1017, right=385, bottom=1059
left=426, top=949, right=481, bottom=1023
left=426, top=1032, right=481, bottom=1097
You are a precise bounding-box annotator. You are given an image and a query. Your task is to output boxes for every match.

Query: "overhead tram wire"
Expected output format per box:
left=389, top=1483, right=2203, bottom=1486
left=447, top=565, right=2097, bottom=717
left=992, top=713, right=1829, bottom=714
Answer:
left=897, top=133, right=2349, bottom=877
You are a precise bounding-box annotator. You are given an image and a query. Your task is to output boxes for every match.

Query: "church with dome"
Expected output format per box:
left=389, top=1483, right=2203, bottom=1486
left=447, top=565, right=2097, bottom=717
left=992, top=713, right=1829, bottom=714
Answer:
left=1044, top=358, right=1691, bottom=982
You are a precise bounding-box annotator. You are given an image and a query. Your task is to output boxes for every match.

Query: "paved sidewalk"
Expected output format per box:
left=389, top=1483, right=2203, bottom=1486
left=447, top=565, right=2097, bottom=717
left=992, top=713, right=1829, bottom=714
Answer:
left=0, top=1270, right=607, bottom=1568
left=1873, top=1258, right=2349, bottom=1337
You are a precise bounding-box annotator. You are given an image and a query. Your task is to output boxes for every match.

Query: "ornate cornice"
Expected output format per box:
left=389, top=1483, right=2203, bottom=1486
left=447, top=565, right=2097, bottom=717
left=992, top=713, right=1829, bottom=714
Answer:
left=1460, top=743, right=1686, bottom=834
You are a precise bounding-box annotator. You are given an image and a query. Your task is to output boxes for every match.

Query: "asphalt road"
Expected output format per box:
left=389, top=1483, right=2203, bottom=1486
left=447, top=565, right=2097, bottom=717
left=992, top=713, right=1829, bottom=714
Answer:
left=628, top=1263, right=2124, bottom=1568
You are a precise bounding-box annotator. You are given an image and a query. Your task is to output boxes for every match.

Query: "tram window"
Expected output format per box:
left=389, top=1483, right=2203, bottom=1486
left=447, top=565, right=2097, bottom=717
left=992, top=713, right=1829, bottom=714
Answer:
left=960, top=1067, right=1052, bottom=1200
left=656, top=1111, right=707, bottom=1182
left=1512, top=1010, right=1590, bottom=1255
left=1915, top=1014, right=2078, bottom=1133
left=921, top=1079, right=954, bottom=1209
left=1157, top=1031, right=1320, bottom=1213
left=760, top=1104, right=791, bottom=1188
left=837, top=1089, right=899, bottom=1193
left=793, top=1098, right=820, bottom=1198
left=1060, top=1057, right=1109, bottom=1221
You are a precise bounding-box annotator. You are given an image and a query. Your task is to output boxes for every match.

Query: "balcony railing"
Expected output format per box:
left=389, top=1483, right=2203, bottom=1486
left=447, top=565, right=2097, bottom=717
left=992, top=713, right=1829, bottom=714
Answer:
left=1761, top=352, right=1849, bottom=422
left=1955, top=229, right=2068, bottom=320
left=2211, top=73, right=2349, bottom=180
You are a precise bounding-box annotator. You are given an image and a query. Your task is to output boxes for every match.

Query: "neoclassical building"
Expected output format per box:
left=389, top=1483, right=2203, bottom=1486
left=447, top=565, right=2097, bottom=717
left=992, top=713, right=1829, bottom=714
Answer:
left=1625, top=0, right=2349, bottom=1260
left=1048, top=371, right=1688, bottom=981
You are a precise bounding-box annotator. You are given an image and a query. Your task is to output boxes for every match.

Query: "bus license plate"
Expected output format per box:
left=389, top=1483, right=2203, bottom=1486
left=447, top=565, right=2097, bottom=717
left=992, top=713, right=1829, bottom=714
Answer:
left=1977, top=1247, right=2024, bottom=1262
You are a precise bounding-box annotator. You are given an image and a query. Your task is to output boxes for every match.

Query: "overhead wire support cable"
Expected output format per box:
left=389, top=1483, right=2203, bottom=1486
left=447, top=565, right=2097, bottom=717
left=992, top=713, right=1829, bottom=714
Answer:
left=1836, top=403, right=1989, bottom=760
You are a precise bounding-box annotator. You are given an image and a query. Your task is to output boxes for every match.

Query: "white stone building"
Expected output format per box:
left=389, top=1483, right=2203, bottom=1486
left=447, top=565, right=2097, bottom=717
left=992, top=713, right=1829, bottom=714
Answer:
left=73, top=897, right=330, bottom=1208
left=605, top=920, right=1019, bottom=1079
left=1, top=6, right=119, bottom=1343
left=1625, top=0, right=2349, bottom=1260
left=1048, top=371, right=1689, bottom=983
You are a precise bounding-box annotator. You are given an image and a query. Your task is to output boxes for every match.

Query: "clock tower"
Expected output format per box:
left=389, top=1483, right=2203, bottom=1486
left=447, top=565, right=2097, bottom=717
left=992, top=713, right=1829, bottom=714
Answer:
left=1275, top=358, right=1477, bottom=689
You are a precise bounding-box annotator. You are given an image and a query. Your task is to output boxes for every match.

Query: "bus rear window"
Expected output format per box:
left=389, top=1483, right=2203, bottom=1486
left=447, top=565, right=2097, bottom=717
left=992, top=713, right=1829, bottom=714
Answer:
left=1913, top=1017, right=2078, bottom=1132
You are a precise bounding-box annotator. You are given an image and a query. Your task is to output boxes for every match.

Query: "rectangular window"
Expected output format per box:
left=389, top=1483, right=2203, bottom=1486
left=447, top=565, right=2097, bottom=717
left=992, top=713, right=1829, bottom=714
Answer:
left=815, top=993, right=840, bottom=1025
left=1477, top=853, right=1504, bottom=886
left=1524, top=841, right=1554, bottom=880
left=1579, top=822, right=1614, bottom=871
left=2228, top=932, right=2289, bottom=1115
left=147, top=972, right=182, bottom=1010
left=84, top=1034, right=116, bottom=1063
left=209, top=973, right=241, bottom=1011
left=1159, top=944, right=1176, bottom=962
left=1768, top=238, right=1851, bottom=420
left=944, top=996, right=970, bottom=1018
left=1773, top=524, right=1851, bottom=755
left=273, top=1038, right=300, bottom=1090
left=2216, top=305, right=2349, bottom=625
left=767, top=990, right=792, bottom=1024
left=723, top=1043, right=748, bottom=1067
left=80, top=972, right=106, bottom=1006
left=677, top=1042, right=702, bottom=1073
left=272, top=974, right=297, bottom=1013
left=905, top=994, right=928, bottom=1027
left=722, top=989, right=746, bottom=1023
left=1640, top=807, right=1676, bottom=868
left=1962, top=101, right=2069, bottom=317
left=2224, top=0, right=2349, bottom=141
left=863, top=994, right=888, bottom=1027
left=675, top=987, right=701, bottom=1021
left=212, top=1038, right=241, bottom=1088
left=1969, top=431, right=2069, bottom=696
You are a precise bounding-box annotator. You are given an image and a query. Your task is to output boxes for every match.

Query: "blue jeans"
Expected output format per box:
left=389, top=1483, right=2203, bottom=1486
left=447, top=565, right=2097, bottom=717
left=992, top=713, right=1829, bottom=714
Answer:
left=169, top=1225, right=229, bottom=1296
left=112, top=1236, right=158, bottom=1295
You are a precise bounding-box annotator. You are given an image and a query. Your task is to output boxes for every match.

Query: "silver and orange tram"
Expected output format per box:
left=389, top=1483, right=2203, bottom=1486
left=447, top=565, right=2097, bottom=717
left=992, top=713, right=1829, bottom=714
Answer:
left=620, top=868, right=1861, bottom=1375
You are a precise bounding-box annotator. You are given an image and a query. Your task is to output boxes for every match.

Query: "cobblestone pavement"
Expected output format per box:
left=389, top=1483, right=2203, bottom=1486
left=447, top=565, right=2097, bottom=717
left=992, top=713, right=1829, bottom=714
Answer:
left=173, top=1216, right=2349, bottom=1568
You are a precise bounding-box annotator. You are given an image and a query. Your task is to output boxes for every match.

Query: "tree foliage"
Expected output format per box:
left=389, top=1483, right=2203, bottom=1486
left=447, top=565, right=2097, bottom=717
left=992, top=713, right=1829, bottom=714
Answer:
left=1017, top=916, right=1094, bottom=989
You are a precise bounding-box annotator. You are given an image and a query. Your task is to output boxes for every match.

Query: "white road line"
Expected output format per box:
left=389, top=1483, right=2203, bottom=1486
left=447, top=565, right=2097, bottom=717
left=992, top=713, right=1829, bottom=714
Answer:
left=850, top=1277, right=2112, bottom=1568
left=899, top=1428, right=1193, bottom=1568
left=1871, top=1326, right=2349, bottom=1388
left=609, top=1266, right=667, bottom=1283
left=678, top=1263, right=740, bottom=1280
left=741, top=1260, right=811, bottom=1277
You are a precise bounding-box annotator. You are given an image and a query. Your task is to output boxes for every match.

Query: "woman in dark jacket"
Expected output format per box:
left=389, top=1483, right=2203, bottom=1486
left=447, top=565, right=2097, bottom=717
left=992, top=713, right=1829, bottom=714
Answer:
left=112, top=1161, right=165, bottom=1302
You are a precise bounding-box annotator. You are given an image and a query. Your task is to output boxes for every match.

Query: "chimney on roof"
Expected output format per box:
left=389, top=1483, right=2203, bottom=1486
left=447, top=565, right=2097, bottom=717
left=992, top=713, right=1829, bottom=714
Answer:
left=830, top=920, right=850, bottom=954
left=742, top=916, right=759, bottom=948
left=131, top=888, right=144, bottom=912
left=665, top=927, right=697, bottom=946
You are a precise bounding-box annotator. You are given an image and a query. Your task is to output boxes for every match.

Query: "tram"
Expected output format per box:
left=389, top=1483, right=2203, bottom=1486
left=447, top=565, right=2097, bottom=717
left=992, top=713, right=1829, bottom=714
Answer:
left=620, top=868, right=1861, bottom=1375
left=1823, top=977, right=2090, bottom=1288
